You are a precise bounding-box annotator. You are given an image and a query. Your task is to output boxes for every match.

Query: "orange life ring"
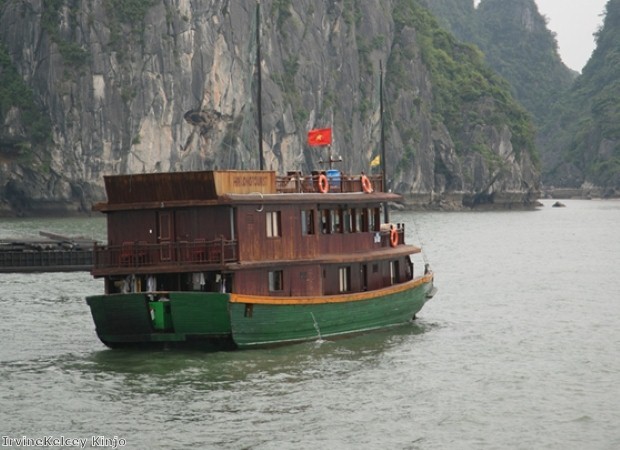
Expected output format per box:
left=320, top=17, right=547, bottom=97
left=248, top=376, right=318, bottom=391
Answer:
left=361, top=175, right=373, bottom=193
left=318, top=174, right=329, bottom=193
left=390, top=227, right=399, bottom=247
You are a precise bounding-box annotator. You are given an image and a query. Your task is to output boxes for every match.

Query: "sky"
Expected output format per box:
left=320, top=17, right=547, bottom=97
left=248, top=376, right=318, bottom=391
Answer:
left=534, top=0, right=608, bottom=72
left=473, top=0, right=608, bottom=72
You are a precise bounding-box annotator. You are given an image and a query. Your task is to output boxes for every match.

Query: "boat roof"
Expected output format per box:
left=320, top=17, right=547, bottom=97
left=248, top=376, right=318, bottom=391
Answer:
left=93, top=170, right=400, bottom=212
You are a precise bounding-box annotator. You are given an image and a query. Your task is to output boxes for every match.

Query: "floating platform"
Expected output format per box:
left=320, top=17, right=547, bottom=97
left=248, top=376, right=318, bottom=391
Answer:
left=0, top=231, right=96, bottom=273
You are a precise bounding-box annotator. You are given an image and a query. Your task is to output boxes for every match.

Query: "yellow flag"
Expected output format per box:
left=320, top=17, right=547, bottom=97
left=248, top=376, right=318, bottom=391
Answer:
left=370, top=155, right=381, bottom=167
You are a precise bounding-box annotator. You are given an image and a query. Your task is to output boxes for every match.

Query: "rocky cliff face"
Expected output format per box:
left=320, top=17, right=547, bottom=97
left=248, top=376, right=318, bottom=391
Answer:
left=0, top=0, right=540, bottom=215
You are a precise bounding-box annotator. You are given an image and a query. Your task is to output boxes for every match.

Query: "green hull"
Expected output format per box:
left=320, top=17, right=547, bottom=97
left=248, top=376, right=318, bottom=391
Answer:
left=86, top=279, right=434, bottom=350
left=229, top=278, right=434, bottom=349
left=85, top=292, right=232, bottom=349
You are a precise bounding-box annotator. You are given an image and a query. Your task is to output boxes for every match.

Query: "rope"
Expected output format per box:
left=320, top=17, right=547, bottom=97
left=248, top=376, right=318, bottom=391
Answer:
left=410, top=214, right=430, bottom=265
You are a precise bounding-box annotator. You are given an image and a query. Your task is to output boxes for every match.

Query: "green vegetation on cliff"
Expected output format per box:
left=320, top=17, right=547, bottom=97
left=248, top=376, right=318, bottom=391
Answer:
left=549, top=0, right=620, bottom=187
left=426, top=0, right=620, bottom=189
left=42, top=0, right=90, bottom=67
left=392, top=0, right=536, bottom=162
left=0, top=43, right=51, bottom=156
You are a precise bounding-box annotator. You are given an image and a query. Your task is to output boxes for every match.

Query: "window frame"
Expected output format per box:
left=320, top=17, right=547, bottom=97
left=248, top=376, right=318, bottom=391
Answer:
left=269, top=270, right=284, bottom=292
left=266, top=211, right=281, bottom=238
left=301, top=209, right=315, bottom=236
left=339, top=266, right=351, bottom=293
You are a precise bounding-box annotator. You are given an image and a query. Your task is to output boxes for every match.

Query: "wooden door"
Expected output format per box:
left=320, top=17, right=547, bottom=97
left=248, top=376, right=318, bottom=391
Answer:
left=361, top=264, right=368, bottom=291
left=158, top=211, right=173, bottom=261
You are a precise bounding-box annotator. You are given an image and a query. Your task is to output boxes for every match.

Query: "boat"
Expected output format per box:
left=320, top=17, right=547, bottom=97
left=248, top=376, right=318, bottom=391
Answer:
left=1, top=231, right=96, bottom=273
left=85, top=169, right=436, bottom=349
left=84, top=3, right=435, bottom=349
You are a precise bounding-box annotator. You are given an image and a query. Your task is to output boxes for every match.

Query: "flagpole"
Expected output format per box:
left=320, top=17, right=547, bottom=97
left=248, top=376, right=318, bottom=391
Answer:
left=380, top=60, right=388, bottom=223
left=256, top=0, right=264, bottom=171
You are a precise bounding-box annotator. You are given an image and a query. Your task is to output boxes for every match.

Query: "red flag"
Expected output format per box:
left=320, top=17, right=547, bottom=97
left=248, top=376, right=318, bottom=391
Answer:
left=307, top=128, right=332, bottom=146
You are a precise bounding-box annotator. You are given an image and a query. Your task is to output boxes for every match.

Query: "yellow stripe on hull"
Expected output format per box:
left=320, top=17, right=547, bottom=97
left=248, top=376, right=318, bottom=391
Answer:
left=230, top=273, right=434, bottom=306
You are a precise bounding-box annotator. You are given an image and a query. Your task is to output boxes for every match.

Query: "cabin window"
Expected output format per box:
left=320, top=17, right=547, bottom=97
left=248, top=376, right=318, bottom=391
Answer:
left=339, top=267, right=351, bottom=292
left=301, top=210, right=315, bottom=235
left=353, top=209, right=362, bottom=232
left=266, top=211, right=281, bottom=238
left=343, top=209, right=353, bottom=233
left=390, top=260, right=400, bottom=285
left=368, top=208, right=377, bottom=232
left=330, top=209, right=340, bottom=233
left=320, top=209, right=330, bottom=234
left=360, top=208, right=369, bottom=232
left=269, top=270, right=284, bottom=291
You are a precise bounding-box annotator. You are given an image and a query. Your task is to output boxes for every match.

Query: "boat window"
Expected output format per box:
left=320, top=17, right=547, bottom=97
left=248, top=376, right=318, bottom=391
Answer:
left=353, top=208, right=362, bottom=233
left=343, top=209, right=352, bottom=233
left=269, top=270, right=284, bottom=291
left=266, top=211, right=281, bottom=238
left=320, top=209, right=330, bottom=234
left=361, top=208, right=369, bottom=232
left=368, top=208, right=377, bottom=232
left=301, top=210, right=315, bottom=235
left=339, top=267, right=351, bottom=292
left=330, top=209, right=340, bottom=233
left=390, top=260, right=400, bottom=285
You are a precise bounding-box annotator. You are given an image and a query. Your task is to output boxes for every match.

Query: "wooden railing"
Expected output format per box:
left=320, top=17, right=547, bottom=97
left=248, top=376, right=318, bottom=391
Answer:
left=0, top=249, right=93, bottom=273
left=378, top=223, right=406, bottom=247
left=93, top=237, right=238, bottom=270
left=276, top=173, right=383, bottom=193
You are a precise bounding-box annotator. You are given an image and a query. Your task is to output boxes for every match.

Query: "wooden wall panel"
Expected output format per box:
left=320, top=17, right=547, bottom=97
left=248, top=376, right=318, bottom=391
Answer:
left=107, top=210, right=158, bottom=245
left=234, top=265, right=322, bottom=297
left=235, top=204, right=381, bottom=263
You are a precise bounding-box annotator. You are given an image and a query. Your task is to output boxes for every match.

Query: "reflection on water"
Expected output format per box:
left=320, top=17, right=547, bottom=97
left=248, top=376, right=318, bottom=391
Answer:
left=79, top=320, right=432, bottom=381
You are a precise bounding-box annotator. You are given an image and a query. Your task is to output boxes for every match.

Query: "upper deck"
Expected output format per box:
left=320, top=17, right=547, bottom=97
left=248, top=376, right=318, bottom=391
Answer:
left=93, top=170, right=387, bottom=212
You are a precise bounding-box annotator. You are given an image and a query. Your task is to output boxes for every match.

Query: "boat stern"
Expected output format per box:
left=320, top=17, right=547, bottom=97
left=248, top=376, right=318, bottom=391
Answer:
left=85, top=291, right=233, bottom=349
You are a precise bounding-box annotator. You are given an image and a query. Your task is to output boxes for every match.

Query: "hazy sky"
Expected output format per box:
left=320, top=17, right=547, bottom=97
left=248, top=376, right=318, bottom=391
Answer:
left=535, top=0, right=607, bottom=71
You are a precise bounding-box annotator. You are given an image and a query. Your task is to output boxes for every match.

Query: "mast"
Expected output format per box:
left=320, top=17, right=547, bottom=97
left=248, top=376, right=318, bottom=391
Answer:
left=380, top=60, right=389, bottom=223
left=256, top=1, right=264, bottom=170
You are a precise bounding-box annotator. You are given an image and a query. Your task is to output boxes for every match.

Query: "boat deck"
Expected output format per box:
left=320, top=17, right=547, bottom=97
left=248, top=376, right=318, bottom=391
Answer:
left=0, top=233, right=96, bottom=273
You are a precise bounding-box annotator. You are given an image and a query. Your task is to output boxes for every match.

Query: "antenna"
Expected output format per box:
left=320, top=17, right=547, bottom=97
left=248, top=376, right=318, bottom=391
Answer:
left=256, top=1, right=264, bottom=170
left=380, top=60, right=388, bottom=223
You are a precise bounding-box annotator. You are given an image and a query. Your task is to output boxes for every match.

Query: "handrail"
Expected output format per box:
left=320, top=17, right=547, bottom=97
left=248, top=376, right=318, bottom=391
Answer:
left=93, top=223, right=405, bottom=271
left=93, top=237, right=238, bottom=270
left=275, top=173, right=383, bottom=193
left=0, top=249, right=93, bottom=272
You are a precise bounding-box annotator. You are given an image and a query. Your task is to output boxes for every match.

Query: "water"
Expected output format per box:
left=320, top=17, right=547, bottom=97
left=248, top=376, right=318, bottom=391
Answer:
left=1, top=200, right=619, bottom=449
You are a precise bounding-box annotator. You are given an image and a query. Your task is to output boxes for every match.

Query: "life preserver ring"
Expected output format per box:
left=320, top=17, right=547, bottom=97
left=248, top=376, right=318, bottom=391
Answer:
left=390, top=227, right=399, bottom=247
left=361, top=175, right=373, bottom=193
left=318, top=174, right=329, bottom=193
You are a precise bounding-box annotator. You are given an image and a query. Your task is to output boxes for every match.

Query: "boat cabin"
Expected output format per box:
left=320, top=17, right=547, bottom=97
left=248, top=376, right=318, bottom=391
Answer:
left=91, top=170, right=420, bottom=297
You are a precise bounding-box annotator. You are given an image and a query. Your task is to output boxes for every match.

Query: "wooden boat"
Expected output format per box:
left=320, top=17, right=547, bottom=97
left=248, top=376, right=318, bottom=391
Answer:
left=85, top=170, right=436, bottom=349
left=0, top=232, right=95, bottom=273
left=85, top=3, right=434, bottom=349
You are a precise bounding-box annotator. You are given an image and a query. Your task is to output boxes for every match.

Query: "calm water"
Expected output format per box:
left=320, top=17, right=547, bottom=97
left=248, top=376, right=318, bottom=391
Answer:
left=1, top=200, right=619, bottom=449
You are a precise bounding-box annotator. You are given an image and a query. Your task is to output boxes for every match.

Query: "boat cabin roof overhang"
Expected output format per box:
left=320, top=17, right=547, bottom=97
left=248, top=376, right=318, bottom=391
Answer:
left=93, top=170, right=399, bottom=212
left=221, top=192, right=403, bottom=206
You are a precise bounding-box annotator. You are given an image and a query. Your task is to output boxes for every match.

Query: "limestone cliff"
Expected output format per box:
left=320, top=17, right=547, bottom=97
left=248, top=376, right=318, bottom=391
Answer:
left=0, top=0, right=540, bottom=215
